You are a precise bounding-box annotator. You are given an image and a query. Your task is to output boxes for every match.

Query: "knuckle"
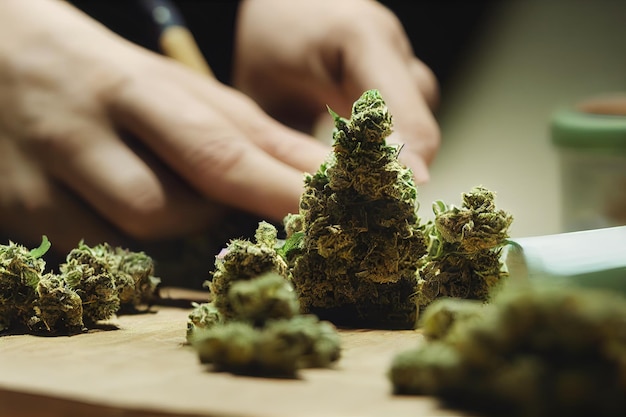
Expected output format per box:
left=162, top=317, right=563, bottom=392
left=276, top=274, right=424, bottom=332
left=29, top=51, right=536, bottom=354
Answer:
left=184, top=134, right=247, bottom=181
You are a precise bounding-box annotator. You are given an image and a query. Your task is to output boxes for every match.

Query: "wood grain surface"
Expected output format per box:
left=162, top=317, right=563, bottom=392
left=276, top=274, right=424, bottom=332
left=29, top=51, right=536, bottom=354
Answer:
left=0, top=288, right=470, bottom=417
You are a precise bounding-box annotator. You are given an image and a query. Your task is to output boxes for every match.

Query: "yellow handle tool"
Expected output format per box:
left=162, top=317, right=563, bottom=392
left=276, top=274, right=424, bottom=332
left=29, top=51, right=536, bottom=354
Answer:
left=139, top=0, right=214, bottom=77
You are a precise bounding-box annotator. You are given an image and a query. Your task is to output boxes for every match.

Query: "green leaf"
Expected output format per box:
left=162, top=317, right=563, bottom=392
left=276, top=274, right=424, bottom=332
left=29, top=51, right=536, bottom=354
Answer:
left=326, top=105, right=342, bottom=122
left=277, top=232, right=305, bottom=259
left=29, top=235, right=51, bottom=259
left=432, top=200, right=447, bottom=216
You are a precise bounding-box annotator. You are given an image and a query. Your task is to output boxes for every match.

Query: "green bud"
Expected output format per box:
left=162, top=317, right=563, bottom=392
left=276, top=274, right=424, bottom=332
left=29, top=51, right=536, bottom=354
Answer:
left=390, top=286, right=626, bottom=416
left=289, top=89, right=427, bottom=328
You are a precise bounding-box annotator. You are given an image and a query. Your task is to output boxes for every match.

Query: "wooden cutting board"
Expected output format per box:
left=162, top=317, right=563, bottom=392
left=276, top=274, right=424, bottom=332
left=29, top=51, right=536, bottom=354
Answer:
left=0, top=288, right=469, bottom=417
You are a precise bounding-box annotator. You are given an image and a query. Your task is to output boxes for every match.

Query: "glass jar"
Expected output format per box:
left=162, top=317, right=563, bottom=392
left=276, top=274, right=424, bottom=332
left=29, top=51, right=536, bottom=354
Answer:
left=551, top=96, right=626, bottom=232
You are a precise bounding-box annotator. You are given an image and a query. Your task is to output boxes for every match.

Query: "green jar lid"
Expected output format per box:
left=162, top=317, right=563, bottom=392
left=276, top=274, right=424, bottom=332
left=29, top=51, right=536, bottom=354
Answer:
left=551, top=109, right=626, bottom=149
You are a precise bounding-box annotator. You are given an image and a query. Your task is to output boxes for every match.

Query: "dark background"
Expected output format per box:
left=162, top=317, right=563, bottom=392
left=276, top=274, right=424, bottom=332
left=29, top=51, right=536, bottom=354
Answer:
left=69, top=1, right=498, bottom=102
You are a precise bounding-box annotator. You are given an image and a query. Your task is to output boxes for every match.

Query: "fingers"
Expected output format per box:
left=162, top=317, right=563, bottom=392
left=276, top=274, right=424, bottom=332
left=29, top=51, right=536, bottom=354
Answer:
left=108, top=70, right=327, bottom=221
left=34, top=120, right=224, bottom=241
left=0, top=138, right=125, bottom=254
left=182, top=76, right=332, bottom=175
left=409, top=58, right=440, bottom=113
left=343, top=36, right=440, bottom=175
left=326, top=4, right=440, bottom=183
left=0, top=181, right=127, bottom=257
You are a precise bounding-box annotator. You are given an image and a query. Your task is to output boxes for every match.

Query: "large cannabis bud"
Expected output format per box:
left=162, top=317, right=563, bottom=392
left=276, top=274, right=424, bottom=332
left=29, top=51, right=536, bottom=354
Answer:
left=285, top=89, right=428, bottom=328
left=0, top=237, right=159, bottom=335
left=417, top=186, right=513, bottom=308
left=189, top=222, right=341, bottom=376
left=389, top=286, right=626, bottom=417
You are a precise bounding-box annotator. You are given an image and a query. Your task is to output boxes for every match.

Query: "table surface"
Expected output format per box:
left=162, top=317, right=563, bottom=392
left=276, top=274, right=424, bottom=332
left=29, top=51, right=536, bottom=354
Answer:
left=0, top=288, right=472, bottom=417
left=4, top=2, right=624, bottom=416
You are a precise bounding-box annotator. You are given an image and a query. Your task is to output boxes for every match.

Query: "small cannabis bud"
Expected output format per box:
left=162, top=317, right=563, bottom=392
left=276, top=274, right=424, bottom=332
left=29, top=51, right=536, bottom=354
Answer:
left=1, top=237, right=160, bottom=335
left=186, top=301, right=221, bottom=339
left=286, top=89, right=428, bottom=328
left=31, top=273, right=84, bottom=334
left=228, top=272, right=300, bottom=325
left=189, top=224, right=341, bottom=377
left=417, top=186, right=513, bottom=309
left=60, top=241, right=160, bottom=323
left=187, top=271, right=298, bottom=339
left=191, top=313, right=341, bottom=377
left=417, top=297, right=486, bottom=340
left=115, top=248, right=161, bottom=307
left=389, top=286, right=626, bottom=417
left=61, top=245, right=120, bottom=324
left=207, top=221, right=290, bottom=321
left=0, top=237, right=60, bottom=332
left=189, top=272, right=341, bottom=377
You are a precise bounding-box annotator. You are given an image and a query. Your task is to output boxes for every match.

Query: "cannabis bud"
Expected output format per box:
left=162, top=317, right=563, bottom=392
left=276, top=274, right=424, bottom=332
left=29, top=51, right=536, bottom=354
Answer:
left=61, top=245, right=120, bottom=324
left=207, top=221, right=290, bottom=321
left=389, top=286, right=626, bottom=417
left=60, top=241, right=160, bottom=323
left=189, top=272, right=341, bottom=377
left=186, top=301, right=221, bottom=339
left=31, top=273, right=84, bottom=332
left=286, top=89, right=428, bottom=328
left=1, top=237, right=160, bottom=335
left=0, top=237, right=63, bottom=332
left=191, top=313, right=341, bottom=377
left=417, top=297, right=486, bottom=341
left=188, top=222, right=341, bottom=376
left=228, top=272, right=300, bottom=326
left=417, top=186, right=513, bottom=308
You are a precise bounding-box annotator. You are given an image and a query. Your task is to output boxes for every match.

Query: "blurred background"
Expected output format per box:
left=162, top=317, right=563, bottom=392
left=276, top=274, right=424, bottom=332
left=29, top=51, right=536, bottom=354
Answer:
left=72, top=0, right=626, bottom=241
left=405, top=0, right=626, bottom=238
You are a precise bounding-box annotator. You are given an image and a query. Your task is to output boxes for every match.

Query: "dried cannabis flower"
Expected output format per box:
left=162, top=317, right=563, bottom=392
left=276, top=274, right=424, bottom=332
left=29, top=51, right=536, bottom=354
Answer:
left=389, top=286, right=626, bottom=417
left=31, top=273, right=84, bottom=334
left=60, top=241, right=160, bottom=323
left=190, top=270, right=341, bottom=376
left=1, top=237, right=159, bottom=335
left=61, top=245, right=120, bottom=324
left=208, top=221, right=289, bottom=320
left=187, top=221, right=290, bottom=338
left=0, top=237, right=52, bottom=332
left=186, top=271, right=298, bottom=341
left=286, top=89, right=427, bottom=328
left=115, top=248, right=161, bottom=307
left=186, top=301, right=222, bottom=339
left=417, top=297, right=486, bottom=341
left=228, top=272, right=300, bottom=326
left=192, top=314, right=341, bottom=377
left=189, top=222, right=341, bottom=376
left=417, top=186, right=513, bottom=308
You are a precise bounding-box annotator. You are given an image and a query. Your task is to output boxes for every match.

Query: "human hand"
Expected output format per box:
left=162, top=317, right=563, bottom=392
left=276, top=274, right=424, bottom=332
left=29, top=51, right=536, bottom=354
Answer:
left=0, top=0, right=329, bottom=254
left=233, top=0, right=440, bottom=183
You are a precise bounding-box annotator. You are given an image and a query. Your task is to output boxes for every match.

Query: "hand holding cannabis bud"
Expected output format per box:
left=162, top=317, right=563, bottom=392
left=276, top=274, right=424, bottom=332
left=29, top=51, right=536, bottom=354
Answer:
left=0, top=0, right=438, bottom=263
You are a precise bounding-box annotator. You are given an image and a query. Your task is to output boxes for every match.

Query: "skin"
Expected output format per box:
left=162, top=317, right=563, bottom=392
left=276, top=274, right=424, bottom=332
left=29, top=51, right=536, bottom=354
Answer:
left=0, top=0, right=439, bottom=256
left=234, top=0, right=440, bottom=175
